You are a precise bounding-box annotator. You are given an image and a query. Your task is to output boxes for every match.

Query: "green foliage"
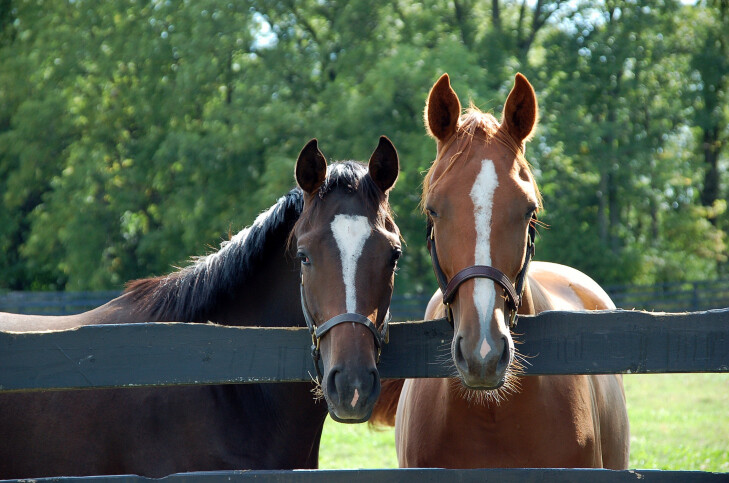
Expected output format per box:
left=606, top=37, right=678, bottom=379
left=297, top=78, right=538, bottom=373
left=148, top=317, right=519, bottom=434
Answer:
left=0, top=0, right=727, bottom=291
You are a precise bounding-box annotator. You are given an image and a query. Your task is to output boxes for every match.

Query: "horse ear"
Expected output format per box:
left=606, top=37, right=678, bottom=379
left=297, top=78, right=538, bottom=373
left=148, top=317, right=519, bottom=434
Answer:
left=368, top=136, right=399, bottom=193
left=425, top=73, right=461, bottom=142
left=501, top=73, right=538, bottom=145
left=295, top=139, right=328, bottom=194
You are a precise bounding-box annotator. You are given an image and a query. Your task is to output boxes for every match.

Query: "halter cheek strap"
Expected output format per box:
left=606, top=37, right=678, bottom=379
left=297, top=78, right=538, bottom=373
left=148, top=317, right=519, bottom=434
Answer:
left=426, top=217, right=535, bottom=329
left=300, top=275, right=390, bottom=383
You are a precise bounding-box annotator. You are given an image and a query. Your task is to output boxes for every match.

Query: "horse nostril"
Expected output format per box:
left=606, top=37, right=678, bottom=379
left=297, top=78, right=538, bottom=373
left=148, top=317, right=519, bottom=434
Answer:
left=454, top=335, right=467, bottom=369
left=498, top=336, right=510, bottom=369
left=369, top=368, right=381, bottom=400
left=325, top=369, right=341, bottom=404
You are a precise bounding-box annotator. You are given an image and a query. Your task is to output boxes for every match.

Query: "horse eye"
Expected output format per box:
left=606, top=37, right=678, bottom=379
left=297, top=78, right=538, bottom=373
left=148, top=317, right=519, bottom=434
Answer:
left=426, top=207, right=438, bottom=218
left=391, top=248, right=402, bottom=265
left=297, top=251, right=311, bottom=266
left=525, top=206, right=538, bottom=220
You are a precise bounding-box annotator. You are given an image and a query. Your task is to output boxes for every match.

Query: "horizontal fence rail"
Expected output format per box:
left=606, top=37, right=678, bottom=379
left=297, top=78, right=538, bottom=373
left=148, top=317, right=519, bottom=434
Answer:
left=1, top=308, right=728, bottom=392
left=11, top=468, right=729, bottom=483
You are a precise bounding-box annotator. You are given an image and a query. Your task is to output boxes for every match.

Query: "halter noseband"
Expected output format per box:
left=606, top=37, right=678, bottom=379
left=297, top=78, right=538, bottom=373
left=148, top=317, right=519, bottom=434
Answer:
left=426, top=216, right=535, bottom=329
left=300, top=273, right=390, bottom=383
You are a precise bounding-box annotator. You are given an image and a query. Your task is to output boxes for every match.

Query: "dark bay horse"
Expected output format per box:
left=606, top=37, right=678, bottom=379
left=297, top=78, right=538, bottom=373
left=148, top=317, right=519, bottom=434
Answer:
left=0, top=137, right=401, bottom=478
left=375, top=74, right=629, bottom=468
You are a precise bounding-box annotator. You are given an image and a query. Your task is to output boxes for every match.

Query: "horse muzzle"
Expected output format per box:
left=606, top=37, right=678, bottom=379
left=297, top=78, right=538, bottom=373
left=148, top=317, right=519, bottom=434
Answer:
left=453, top=332, right=512, bottom=390
left=323, top=363, right=381, bottom=423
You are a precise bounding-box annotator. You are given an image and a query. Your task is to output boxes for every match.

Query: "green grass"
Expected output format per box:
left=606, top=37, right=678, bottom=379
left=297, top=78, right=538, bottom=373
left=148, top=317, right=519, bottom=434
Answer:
left=624, top=373, right=729, bottom=471
left=319, top=374, right=729, bottom=471
left=319, top=417, right=397, bottom=469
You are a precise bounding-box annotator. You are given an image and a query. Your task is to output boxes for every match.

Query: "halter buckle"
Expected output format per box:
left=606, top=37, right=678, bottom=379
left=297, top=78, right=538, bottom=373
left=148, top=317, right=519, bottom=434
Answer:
left=509, top=309, right=518, bottom=329
left=445, top=303, right=454, bottom=327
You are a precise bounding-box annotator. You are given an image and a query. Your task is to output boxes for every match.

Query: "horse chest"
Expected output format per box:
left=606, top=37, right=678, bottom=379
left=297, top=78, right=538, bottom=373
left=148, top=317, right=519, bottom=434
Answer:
left=397, top=376, right=602, bottom=468
left=0, top=384, right=326, bottom=478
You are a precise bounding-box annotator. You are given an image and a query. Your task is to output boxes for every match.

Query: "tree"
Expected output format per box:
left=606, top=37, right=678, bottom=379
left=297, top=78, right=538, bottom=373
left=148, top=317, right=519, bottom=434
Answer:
left=679, top=2, right=729, bottom=263
left=534, top=1, right=725, bottom=284
left=0, top=0, right=725, bottom=292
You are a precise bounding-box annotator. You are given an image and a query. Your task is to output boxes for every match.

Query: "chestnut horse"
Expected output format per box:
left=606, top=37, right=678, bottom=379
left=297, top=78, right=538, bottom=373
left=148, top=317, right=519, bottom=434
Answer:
left=376, top=74, right=629, bottom=468
left=0, top=137, right=401, bottom=478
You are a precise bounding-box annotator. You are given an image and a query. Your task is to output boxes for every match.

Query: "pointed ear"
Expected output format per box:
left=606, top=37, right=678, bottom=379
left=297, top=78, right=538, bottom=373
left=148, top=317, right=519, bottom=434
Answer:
left=425, top=73, right=461, bottom=142
left=295, top=139, right=327, bottom=194
left=368, top=136, right=399, bottom=193
left=501, top=73, right=538, bottom=145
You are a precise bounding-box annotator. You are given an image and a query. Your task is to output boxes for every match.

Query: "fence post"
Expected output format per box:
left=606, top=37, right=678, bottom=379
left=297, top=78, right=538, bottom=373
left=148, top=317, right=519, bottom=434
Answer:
left=692, top=282, right=700, bottom=311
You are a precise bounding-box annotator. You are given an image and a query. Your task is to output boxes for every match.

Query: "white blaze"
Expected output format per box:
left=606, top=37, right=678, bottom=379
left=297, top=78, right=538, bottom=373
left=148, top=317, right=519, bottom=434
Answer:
left=331, top=214, right=371, bottom=313
left=470, top=160, right=499, bottom=359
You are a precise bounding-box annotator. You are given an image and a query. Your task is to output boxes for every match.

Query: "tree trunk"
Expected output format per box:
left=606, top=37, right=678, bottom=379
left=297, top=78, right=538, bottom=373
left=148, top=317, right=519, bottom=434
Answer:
left=598, top=167, right=608, bottom=245
left=700, top=126, right=720, bottom=223
left=491, top=0, right=501, bottom=30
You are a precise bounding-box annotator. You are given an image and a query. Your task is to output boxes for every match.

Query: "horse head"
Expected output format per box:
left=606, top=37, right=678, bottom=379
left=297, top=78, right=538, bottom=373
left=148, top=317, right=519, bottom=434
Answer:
left=294, top=137, right=400, bottom=422
left=423, top=73, right=540, bottom=390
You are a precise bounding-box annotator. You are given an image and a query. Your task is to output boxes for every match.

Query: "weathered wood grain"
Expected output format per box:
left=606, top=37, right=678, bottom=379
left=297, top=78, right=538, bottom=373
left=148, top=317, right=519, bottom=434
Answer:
left=0, top=309, right=727, bottom=392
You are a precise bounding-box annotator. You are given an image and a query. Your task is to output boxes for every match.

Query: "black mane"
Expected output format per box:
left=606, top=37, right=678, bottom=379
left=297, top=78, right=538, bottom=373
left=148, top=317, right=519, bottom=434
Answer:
left=124, top=188, right=304, bottom=321
left=319, top=161, right=367, bottom=196
left=124, top=161, right=388, bottom=322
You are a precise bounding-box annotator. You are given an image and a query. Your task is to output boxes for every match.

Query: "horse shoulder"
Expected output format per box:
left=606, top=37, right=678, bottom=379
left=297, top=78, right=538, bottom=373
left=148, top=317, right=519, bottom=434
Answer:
left=527, top=261, right=615, bottom=313
left=527, top=261, right=629, bottom=468
left=369, top=379, right=404, bottom=427
left=588, top=374, right=630, bottom=469
left=424, top=289, right=446, bottom=320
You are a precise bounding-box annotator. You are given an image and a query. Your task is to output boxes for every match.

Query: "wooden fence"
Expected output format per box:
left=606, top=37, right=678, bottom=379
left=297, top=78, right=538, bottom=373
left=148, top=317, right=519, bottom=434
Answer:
left=1, top=309, right=728, bottom=481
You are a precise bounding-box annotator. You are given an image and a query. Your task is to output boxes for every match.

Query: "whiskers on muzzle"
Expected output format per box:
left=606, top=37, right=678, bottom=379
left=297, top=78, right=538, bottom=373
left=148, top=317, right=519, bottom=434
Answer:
left=434, top=338, right=456, bottom=368
left=442, top=333, right=529, bottom=406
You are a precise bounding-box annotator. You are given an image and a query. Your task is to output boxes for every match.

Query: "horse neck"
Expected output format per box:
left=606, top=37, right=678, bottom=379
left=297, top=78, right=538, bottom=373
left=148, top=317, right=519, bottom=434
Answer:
left=80, top=211, right=303, bottom=327
left=108, top=233, right=303, bottom=327
left=519, top=275, right=551, bottom=317
left=206, top=239, right=303, bottom=327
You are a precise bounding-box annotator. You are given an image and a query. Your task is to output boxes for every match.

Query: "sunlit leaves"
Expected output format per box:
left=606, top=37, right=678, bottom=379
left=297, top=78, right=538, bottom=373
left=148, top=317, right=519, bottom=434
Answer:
left=0, top=0, right=726, bottom=291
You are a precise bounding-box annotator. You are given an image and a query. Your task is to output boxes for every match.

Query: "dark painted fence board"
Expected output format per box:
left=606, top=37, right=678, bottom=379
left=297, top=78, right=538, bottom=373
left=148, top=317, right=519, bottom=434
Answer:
left=12, top=468, right=729, bottom=483
left=1, top=309, right=728, bottom=392
left=517, top=308, right=729, bottom=374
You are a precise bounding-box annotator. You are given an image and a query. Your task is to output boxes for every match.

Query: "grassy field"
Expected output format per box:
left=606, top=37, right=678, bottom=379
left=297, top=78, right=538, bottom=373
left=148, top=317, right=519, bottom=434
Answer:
left=319, top=374, right=729, bottom=471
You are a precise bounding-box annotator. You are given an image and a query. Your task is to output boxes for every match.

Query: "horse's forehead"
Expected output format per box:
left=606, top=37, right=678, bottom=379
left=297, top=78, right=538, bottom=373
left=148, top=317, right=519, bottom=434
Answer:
left=327, top=188, right=373, bottom=211
left=429, top=141, right=531, bottom=207
left=300, top=193, right=388, bottom=241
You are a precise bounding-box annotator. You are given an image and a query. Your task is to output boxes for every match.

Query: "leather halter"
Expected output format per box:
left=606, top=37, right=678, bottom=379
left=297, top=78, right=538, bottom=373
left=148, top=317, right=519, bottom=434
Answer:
left=300, top=273, right=390, bottom=383
left=426, top=217, right=535, bottom=329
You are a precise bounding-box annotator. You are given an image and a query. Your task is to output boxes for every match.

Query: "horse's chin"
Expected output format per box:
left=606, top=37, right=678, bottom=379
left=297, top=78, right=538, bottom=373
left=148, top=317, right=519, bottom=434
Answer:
left=321, top=382, right=378, bottom=424
left=460, top=378, right=505, bottom=391
left=451, top=371, right=523, bottom=406
left=327, top=407, right=373, bottom=424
